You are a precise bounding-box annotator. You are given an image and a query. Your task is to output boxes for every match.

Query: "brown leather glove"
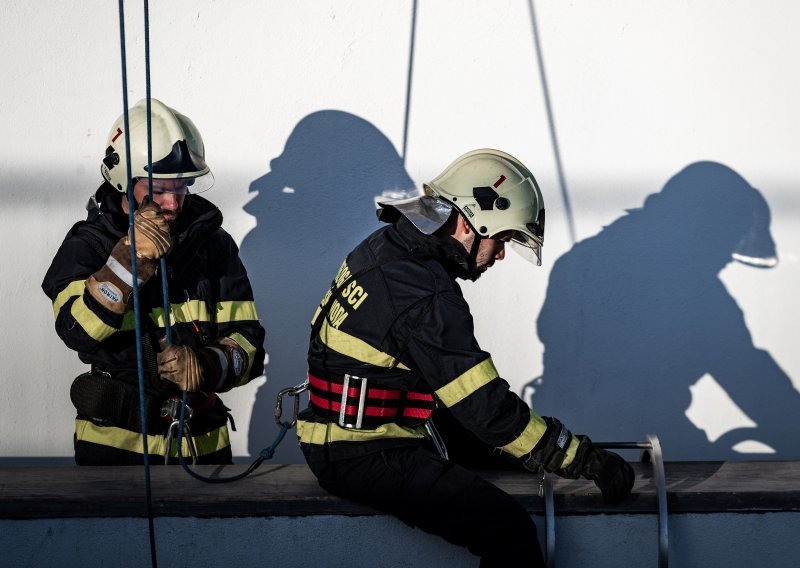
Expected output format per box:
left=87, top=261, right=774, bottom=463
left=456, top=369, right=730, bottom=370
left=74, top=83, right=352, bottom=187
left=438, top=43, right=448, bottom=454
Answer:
left=157, top=337, right=250, bottom=393
left=125, top=201, right=171, bottom=259
left=86, top=239, right=157, bottom=314
left=157, top=342, right=209, bottom=392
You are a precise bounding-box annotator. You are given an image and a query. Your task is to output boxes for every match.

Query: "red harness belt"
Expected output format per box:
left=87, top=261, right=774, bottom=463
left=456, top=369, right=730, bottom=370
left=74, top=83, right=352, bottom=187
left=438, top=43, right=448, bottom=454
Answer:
left=308, top=372, right=435, bottom=429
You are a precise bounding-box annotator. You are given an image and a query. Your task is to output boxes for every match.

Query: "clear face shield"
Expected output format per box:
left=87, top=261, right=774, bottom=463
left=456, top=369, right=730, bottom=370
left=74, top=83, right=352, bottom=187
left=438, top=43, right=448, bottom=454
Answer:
left=510, top=212, right=545, bottom=266
left=511, top=232, right=543, bottom=266
left=147, top=171, right=215, bottom=195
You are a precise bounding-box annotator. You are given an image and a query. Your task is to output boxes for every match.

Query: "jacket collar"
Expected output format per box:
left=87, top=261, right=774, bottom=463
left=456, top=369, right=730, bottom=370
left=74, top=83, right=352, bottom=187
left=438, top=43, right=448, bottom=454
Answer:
left=392, top=216, right=476, bottom=280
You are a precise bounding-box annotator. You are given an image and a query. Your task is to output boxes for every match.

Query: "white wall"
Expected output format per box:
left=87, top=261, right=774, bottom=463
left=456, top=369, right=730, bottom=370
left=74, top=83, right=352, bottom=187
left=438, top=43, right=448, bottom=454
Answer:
left=1, top=1, right=798, bottom=462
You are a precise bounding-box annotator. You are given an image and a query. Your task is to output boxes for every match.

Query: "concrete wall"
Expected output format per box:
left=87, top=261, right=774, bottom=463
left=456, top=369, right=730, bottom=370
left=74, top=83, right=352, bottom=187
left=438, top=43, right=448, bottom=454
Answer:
left=3, top=513, right=798, bottom=568
left=1, top=1, right=798, bottom=463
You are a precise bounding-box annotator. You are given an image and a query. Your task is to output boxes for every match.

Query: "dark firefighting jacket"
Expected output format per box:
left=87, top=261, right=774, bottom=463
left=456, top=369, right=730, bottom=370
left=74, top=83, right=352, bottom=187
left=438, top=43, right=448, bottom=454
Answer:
left=42, top=183, right=266, bottom=456
left=299, top=216, right=579, bottom=468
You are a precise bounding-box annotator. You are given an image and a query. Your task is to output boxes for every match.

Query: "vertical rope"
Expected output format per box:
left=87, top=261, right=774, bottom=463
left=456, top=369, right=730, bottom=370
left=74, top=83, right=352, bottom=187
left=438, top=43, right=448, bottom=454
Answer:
left=143, top=0, right=173, bottom=346
left=528, top=0, right=576, bottom=245
left=117, top=1, right=158, bottom=566
left=401, top=0, right=418, bottom=165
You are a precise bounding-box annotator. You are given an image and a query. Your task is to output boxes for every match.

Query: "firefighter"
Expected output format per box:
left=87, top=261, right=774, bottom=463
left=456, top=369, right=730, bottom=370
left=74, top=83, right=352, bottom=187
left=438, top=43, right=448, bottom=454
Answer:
left=42, top=99, right=266, bottom=465
left=299, top=149, right=634, bottom=566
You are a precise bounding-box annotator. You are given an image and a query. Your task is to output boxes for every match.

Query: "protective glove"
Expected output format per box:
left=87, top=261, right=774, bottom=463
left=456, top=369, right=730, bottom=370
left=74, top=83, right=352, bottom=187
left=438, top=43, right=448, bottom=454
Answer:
left=125, top=201, right=171, bottom=259
left=86, top=242, right=157, bottom=315
left=157, top=337, right=249, bottom=393
left=157, top=342, right=209, bottom=392
left=565, top=435, right=635, bottom=505
left=520, top=417, right=634, bottom=505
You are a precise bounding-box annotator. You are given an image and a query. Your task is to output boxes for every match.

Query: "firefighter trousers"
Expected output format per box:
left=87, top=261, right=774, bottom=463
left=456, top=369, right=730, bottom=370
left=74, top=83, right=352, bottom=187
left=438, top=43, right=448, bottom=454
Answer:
left=303, top=444, right=544, bottom=567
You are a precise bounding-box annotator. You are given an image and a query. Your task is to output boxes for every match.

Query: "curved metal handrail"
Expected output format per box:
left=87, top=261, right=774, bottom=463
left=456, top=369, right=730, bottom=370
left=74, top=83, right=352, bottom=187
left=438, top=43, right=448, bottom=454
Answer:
left=543, top=435, right=668, bottom=567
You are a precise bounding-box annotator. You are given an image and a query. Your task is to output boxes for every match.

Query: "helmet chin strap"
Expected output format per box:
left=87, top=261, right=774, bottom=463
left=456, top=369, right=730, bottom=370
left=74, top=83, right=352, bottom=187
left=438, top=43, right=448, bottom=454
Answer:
left=464, top=230, right=484, bottom=281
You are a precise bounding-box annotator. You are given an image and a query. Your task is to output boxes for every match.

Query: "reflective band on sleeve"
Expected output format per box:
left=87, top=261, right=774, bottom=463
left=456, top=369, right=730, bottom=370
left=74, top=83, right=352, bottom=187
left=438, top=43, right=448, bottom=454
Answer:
left=296, top=419, right=428, bottom=445
left=75, top=419, right=230, bottom=456
left=105, top=255, right=143, bottom=287
left=227, top=332, right=257, bottom=382
left=216, top=300, right=258, bottom=323
left=118, top=300, right=213, bottom=331
left=434, top=358, right=499, bottom=408
left=170, top=300, right=212, bottom=325
left=560, top=437, right=580, bottom=470
left=70, top=295, right=118, bottom=341
left=53, top=280, right=86, bottom=318
left=318, top=320, right=410, bottom=370
left=500, top=411, right=549, bottom=458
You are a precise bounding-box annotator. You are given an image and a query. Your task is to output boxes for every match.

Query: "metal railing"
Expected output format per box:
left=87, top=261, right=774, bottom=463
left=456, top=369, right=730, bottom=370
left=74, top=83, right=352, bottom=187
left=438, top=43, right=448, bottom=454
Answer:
left=543, top=435, right=668, bottom=568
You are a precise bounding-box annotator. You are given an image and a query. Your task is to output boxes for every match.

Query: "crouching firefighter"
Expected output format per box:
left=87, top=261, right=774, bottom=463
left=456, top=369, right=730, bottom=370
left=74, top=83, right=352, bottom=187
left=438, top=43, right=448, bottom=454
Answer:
left=298, top=149, right=635, bottom=567
left=42, top=99, right=266, bottom=466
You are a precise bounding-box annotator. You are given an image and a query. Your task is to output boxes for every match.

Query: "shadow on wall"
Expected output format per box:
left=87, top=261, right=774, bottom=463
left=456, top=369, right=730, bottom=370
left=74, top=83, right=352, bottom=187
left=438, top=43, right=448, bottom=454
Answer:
left=528, top=161, right=799, bottom=461
left=240, top=110, right=414, bottom=463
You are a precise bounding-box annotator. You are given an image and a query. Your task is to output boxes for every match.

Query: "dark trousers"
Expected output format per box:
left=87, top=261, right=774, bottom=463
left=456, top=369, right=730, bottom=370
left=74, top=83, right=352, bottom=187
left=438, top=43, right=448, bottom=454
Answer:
left=303, top=444, right=544, bottom=567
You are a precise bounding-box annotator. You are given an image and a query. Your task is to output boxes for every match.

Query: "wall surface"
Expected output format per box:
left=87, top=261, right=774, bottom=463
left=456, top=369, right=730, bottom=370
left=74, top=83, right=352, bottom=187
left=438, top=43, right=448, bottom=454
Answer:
left=3, top=513, right=799, bottom=568
left=1, top=1, right=798, bottom=463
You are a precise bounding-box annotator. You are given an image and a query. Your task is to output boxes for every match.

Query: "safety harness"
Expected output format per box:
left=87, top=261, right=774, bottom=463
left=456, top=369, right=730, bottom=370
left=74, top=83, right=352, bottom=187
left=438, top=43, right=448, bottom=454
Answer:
left=307, top=371, right=435, bottom=429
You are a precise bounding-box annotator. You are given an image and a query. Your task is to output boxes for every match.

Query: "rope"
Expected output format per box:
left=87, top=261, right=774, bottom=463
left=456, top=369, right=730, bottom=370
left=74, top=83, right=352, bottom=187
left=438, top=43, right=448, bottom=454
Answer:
left=116, top=1, right=158, bottom=566
left=176, top=423, right=291, bottom=484
left=401, top=0, right=418, bottom=165
left=528, top=0, right=576, bottom=245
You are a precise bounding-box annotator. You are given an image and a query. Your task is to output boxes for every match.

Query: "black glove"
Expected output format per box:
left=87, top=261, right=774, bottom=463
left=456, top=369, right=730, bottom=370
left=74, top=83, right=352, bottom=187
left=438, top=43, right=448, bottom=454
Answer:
left=565, top=436, right=635, bottom=505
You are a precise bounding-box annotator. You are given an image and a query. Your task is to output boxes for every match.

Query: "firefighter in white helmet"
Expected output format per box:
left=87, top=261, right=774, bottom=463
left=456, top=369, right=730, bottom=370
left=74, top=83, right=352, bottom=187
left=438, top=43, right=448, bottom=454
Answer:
left=43, top=99, right=266, bottom=465
left=299, top=149, right=633, bottom=566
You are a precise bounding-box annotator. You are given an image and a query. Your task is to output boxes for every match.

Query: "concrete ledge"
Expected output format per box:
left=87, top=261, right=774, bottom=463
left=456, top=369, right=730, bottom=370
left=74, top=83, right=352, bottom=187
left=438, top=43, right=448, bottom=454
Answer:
left=1, top=461, right=798, bottom=519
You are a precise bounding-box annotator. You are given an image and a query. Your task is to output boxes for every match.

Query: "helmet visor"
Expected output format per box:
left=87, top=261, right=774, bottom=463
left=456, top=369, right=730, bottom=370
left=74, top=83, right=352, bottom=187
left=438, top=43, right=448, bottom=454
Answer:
left=511, top=232, right=542, bottom=266
left=146, top=171, right=215, bottom=195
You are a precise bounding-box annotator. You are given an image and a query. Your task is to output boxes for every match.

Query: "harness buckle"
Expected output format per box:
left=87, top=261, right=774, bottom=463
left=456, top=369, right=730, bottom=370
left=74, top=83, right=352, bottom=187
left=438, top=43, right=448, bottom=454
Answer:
left=339, top=374, right=368, bottom=429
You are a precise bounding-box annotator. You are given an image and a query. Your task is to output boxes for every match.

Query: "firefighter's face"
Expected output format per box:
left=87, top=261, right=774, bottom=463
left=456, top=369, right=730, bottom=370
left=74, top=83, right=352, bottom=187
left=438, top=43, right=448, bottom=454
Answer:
left=474, top=231, right=511, bottom=273
left=124, top=178, right=188, bottom=224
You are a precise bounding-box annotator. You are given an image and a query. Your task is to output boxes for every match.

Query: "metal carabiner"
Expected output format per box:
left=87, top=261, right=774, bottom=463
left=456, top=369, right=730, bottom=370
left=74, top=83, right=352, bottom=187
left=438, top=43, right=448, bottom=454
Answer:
left=274, top=380, right=309, bottom=428
left=164, top=418, right=198, bottom=465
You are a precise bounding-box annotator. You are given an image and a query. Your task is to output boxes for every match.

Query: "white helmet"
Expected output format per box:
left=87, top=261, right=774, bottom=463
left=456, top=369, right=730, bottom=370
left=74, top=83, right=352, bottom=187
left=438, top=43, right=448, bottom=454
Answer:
left=101, top=98, right=213, bottom=193
left=378, top=149, right=545, bottom=265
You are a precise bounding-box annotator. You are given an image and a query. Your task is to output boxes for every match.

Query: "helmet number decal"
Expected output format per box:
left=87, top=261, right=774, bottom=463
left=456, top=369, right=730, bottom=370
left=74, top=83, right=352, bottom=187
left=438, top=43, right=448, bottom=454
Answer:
left=111, top=127, right=123, bottom=143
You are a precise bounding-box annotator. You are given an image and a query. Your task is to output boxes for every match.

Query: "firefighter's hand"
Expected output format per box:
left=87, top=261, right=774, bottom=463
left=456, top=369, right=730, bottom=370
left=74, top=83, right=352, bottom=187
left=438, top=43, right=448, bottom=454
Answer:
left=582, top=446, right=634, bottom=505
left=157, top=342, right=205, bottom=392
left=127, top=201, right=171, bottom=259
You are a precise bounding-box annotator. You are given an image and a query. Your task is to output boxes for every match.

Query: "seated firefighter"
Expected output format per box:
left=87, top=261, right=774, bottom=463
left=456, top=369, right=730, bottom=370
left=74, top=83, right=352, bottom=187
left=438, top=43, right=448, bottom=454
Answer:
left=298, top=149, right=634, bottom=566
left=42, top=99, right=265, bottom=465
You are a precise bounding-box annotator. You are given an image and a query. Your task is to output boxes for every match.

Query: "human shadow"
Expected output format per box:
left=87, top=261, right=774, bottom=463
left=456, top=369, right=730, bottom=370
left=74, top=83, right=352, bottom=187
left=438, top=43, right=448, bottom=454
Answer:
left=527, top=161, right=798, bottom=460
left=240, top=110, right=414, bottom=463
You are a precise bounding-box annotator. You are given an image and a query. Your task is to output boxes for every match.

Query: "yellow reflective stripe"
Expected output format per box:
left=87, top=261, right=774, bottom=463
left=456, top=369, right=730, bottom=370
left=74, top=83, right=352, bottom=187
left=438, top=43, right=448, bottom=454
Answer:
left=70, top=295, right=118, bottom=341
left=227, top=332, right=258, bottom=383
left=435, top=358, right=498, bottom=408
left=318, top=320, right=410, bottom=370
left=296, top=419, right=427, bottom=445
left=560, top=437, right=580, bottom=470
left=170, top=300, right=212, bottom=325
left=117, top=300, right=213, bottom=331
left=53, top=280, right=86, bottom=318
left=75, top=419, right=230, bottom=456
left=500, top=411, right=549, bottom=458
left=216, top=300, right=258, bottom=323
